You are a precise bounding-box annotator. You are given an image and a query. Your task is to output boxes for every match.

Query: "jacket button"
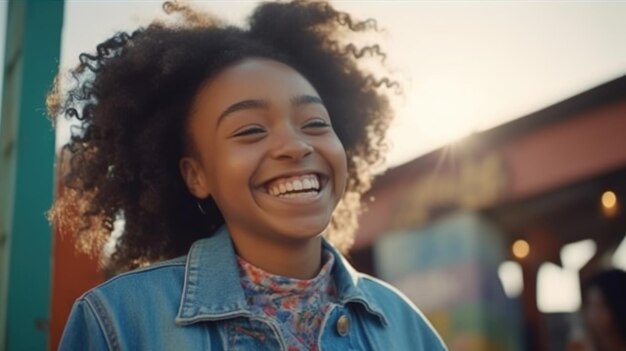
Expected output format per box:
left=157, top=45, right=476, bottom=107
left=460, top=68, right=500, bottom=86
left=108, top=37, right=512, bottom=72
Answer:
left=336, top=314, right=350, bottom=336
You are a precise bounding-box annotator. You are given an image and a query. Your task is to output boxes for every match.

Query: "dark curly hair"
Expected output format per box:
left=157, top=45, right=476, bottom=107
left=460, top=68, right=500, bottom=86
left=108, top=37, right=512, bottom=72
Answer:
left=48, top=0, right=396, bottom=274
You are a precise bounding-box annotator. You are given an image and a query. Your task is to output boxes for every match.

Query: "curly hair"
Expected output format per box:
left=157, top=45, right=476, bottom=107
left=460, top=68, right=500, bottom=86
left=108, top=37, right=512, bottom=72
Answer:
left=48, top=0, right=396, bottom=274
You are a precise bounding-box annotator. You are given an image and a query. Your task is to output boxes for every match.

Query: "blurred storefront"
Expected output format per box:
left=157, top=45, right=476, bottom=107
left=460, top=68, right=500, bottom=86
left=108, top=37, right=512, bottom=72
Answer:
left=350, top=75, right=626, bottom=351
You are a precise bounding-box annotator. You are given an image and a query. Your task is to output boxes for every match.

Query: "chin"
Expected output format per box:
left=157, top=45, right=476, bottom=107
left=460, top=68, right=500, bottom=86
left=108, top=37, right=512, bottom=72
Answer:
left=273, top=220, right=330, bottom=242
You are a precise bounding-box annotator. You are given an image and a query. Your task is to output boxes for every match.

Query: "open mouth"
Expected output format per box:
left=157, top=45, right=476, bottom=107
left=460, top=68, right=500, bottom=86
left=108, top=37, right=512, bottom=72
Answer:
left=265, top=173, right=323, bottom=199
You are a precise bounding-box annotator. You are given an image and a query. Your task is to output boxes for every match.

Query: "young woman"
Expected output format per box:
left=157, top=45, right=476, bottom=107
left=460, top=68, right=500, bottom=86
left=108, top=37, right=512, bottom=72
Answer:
left=50, top=1, right=446, bottom=350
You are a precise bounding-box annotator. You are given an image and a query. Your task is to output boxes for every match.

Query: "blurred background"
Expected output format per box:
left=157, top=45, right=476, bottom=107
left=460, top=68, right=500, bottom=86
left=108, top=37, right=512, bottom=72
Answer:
left=1, top=0, right=625, bottom=350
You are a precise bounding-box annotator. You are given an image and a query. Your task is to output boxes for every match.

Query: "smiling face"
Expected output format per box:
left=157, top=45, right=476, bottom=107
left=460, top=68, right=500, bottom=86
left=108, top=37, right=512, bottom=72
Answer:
left=180, top=58, right=348, bottom=248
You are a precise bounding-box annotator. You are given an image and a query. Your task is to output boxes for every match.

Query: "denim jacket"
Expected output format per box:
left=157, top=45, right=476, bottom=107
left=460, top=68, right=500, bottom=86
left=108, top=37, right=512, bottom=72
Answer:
left=59, top=227, right=446, bottom=350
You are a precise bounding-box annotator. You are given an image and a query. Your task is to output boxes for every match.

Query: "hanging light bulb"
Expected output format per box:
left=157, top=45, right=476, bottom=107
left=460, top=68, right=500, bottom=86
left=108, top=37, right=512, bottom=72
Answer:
left=601, top=190, right=619, bottom=217
left=512, top=239, right=530, bottom=259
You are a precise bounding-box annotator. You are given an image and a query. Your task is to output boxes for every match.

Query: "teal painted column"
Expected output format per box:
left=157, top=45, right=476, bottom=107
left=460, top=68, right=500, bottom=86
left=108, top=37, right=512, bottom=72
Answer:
left=0, top=0, right=64, bottom=350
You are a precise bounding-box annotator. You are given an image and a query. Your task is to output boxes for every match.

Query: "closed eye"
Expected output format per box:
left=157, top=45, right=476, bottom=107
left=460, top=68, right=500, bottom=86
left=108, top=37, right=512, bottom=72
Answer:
left=231, top=126, right=266, bottom=138
left=303, top=119, right=331, bottom=129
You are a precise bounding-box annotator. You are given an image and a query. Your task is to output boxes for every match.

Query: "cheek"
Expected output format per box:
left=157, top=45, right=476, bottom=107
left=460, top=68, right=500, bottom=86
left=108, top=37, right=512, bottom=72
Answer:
left=204, top=145, right=257, bottom=194
left=206, top=150, right=259, bottom=221
left=328, top=137, right=348, bottom=189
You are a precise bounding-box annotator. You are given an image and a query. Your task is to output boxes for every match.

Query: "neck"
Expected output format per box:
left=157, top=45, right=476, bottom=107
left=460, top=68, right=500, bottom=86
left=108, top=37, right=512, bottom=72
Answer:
left=227, top=226, right=323, bottom=279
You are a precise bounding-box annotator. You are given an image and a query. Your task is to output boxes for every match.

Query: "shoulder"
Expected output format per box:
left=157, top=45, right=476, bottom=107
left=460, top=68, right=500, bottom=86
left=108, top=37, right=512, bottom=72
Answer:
left=356, top=272, right=423, bottom=317
left=85, top=256, right=186, bottom=299
left=78, top=256, right=187, bottom=321
left=59, top=257, right=189, bottom=350
left=357, top=273, right=430, bottom=321
left=356, top=273, right=447, bottom=349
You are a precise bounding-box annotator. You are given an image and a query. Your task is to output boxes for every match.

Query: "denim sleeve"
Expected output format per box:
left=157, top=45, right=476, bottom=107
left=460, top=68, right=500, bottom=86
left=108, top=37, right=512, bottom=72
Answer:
left=58, top=299, right=110, bottom=351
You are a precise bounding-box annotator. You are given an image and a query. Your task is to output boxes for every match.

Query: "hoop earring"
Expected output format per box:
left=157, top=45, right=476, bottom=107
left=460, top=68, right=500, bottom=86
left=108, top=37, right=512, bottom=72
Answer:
left=196, top=200, right=206, bottom=216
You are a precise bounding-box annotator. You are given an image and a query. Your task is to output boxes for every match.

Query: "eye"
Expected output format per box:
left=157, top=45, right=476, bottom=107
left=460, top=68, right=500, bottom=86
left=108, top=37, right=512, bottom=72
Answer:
left=231, top=125, right=266, bottom=138
left=303, top=118, right=331, bottom=129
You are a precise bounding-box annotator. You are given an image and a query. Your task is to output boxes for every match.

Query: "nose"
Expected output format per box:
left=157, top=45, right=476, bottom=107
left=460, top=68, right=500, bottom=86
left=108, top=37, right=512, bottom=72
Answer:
left=270, top=127, right=313, bottom=161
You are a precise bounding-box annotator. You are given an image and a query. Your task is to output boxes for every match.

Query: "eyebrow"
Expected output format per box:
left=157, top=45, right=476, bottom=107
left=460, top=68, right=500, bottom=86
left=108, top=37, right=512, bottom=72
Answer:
left=290, top=95, right=324, bottom=106
left=217, top=99, right=269, bottom=126
left=217, top=94, right=325, bottom=126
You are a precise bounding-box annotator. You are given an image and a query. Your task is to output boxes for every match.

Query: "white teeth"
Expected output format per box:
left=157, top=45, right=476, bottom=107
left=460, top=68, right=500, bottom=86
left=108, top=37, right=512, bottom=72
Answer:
left=266, top=174, right=321, bottom=197
left=279, top=190, right=318, bottom=199
left=303, top=179, right=312, bottom=189
left=293, top=180, right=303, bottom=191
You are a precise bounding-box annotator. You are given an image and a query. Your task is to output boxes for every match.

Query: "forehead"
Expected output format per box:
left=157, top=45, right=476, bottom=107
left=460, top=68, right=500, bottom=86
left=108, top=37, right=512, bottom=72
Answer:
left=195, top=58, right=319, bottom=110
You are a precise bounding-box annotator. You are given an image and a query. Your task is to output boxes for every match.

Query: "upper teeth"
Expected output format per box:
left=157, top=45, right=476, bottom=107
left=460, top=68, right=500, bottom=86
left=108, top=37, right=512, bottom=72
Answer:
left=268, top=174, right=320, bottom=196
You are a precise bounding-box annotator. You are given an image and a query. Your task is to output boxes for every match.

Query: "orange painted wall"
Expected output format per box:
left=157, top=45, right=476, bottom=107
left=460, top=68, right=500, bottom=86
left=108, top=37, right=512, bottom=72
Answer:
left=49, top=184, right=104, bottom=350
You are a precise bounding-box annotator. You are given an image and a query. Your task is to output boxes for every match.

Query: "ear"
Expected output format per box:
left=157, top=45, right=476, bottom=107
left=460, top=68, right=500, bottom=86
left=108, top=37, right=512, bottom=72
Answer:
left=179, top=156, right=211, bottom=199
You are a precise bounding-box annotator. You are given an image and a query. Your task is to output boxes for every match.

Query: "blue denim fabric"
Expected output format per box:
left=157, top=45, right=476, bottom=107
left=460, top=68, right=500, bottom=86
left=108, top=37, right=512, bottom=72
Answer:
left=59, top=227, right=447, bottom=350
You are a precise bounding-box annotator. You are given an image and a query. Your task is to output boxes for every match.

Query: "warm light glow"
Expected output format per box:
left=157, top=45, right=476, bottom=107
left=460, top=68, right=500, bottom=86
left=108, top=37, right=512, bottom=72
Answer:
left=613, top=234, right=626, bottom=270
left=498, top=261, right=524, bottom=298
left=104, top=216, right=125, bottom=258
left=537, top=262, right=581, bottom=313
left=561, top=239, right=596, bottom=271
left=601, top=191, right=617, bottom=209
left=512, top=239, right=530, bottom=259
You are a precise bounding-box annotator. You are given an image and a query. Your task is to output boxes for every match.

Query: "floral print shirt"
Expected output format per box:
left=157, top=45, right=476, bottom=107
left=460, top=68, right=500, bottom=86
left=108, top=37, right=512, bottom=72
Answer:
left=236, top=251, right=338, bottom=351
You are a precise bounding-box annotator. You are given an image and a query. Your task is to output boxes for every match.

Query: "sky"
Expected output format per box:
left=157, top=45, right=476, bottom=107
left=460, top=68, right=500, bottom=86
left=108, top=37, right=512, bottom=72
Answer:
left=43, top=1, right=626, bottom=168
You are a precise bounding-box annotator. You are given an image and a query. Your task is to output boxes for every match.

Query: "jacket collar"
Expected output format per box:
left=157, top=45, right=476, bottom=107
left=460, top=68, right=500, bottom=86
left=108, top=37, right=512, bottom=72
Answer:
left=175, top=226, right=388, bottom=326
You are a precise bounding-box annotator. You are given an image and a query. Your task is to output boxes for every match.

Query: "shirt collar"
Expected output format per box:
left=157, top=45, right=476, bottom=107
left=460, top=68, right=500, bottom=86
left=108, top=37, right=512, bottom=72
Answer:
left=175, top=226, right=388, bottom=326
